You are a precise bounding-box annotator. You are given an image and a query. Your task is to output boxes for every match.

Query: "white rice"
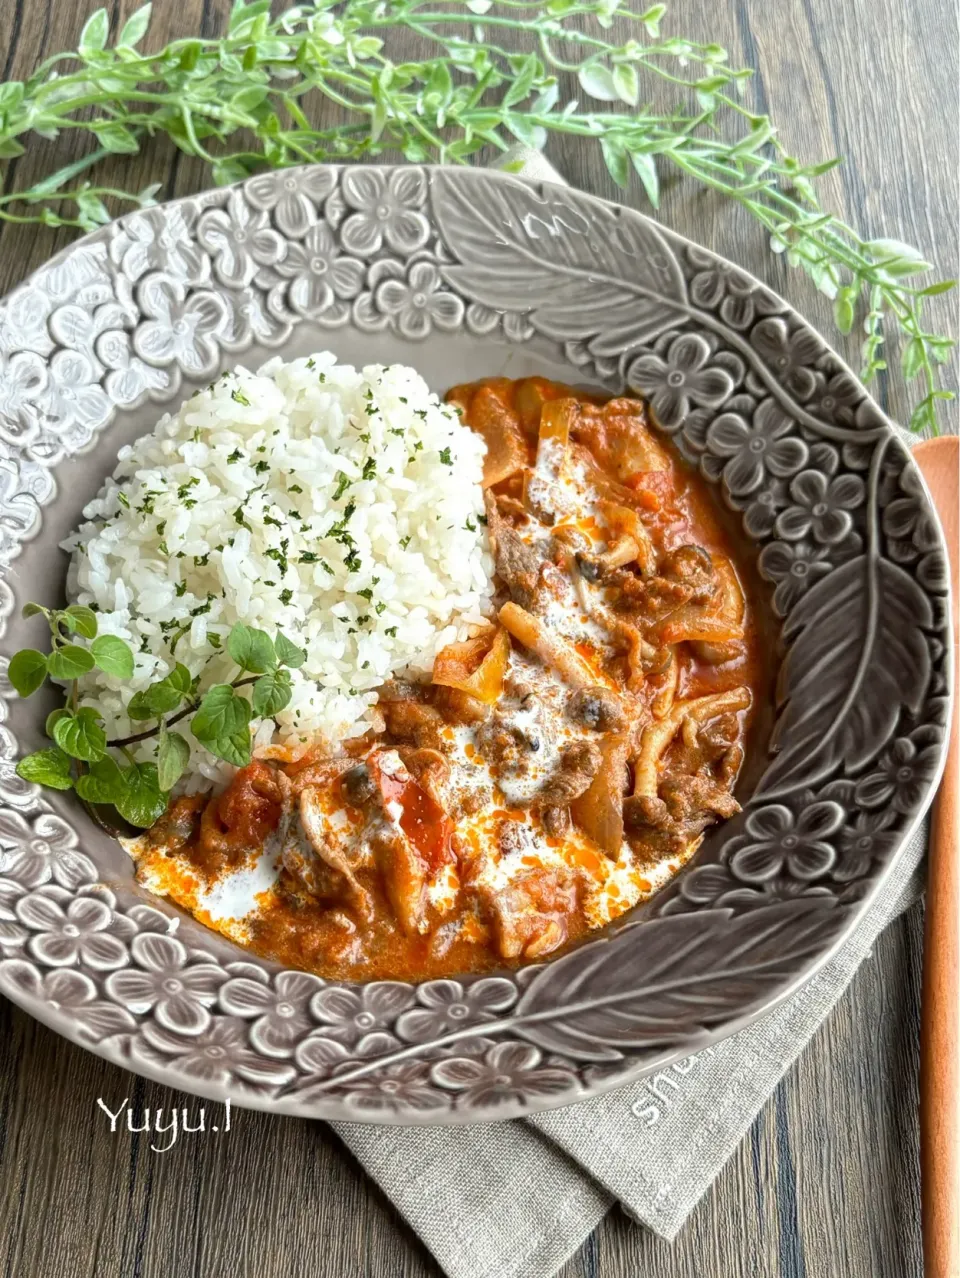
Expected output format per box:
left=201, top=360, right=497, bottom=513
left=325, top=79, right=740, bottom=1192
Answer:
left=64, top=353, right=494, bottom=788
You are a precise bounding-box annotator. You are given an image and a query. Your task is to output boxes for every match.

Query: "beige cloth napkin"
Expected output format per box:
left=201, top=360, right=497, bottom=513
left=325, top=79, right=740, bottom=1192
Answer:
left=331, top=149, right=930, bottom=1278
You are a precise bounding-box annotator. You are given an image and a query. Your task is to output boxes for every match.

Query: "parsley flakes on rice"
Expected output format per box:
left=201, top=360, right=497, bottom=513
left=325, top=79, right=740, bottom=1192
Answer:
left=64, top=353, right=494, bottom=789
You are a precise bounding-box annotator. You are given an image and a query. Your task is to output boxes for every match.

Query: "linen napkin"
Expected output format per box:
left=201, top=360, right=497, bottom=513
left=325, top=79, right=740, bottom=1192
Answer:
left=331, top=149, right=932, bottom=1278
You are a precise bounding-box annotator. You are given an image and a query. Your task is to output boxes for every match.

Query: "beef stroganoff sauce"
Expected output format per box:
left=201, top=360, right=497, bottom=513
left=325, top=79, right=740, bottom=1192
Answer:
left=132, top=376, right=767, bottom=981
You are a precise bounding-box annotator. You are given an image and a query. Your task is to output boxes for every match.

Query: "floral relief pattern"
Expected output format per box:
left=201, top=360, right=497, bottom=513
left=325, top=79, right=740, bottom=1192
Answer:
left=310, top=980, right=414, bottom=1045
left=244, top=167, right=336, bottom=239
left=374, top=259, right=464, bottom=339
left=219, top=969, right=323, bottom=1057
left=219, top=285, right=292, bottom=353
left=133, top=275, right=227, bottom=379
left=749, top=317, right=823, bottom=400
left=197, top=189, right=286, bottom=288
left=686, top=243, right=783, bottom=330
left=832, top=810, right=900, bottom=882
left=396, top=977, right=517, bottom=1042
left=0, top=351, right=47, bottom=444
left=109, top=205, right=207, bottom=285
left=725, top=802, right=843, bottom=883
left=663, top=861, right=834, bottom=913
left=105, top=931, right=228, bottom=1034
left=0, top=165, right=945, bottom=1121
left=330, top=1059, right=448, bottom=1115
left=49, top=299, right=136, bottom=369
left=431, top=1042, right=576, bottom=1109
left=882, top=460, right=942, bottom=564
left=757, top=539, right=832, bottom=615
left=741, top=477, right=790, bottom=539
left=774, top=468, right=865, bottom=545
left=292, top=1026, right=397, bottom=1078
left=135, top=1015, right=296, bottom=1087
left=626, top=333, right=741, bottom=430
left=35, top=349, right=113, bottom=451
left=706, top=397, right=808, bottom=497
left=269, top=222, right=365, bottom=316
left=804, top=368, right=863, bottom=425
left=0, top=809, right=96, bottom=889
left=0, top=877, right=27, bottom=948
left=0, top=959, right=136, bottom=1038
left=854, top=734, right=943, bottom=815
left=0, top=287, right=55, bottom=357
left=96, top=329, right=169, bottom=407
left=17, top=892, right=129, bottom=970
left=340, top=166, right=429, bottom=257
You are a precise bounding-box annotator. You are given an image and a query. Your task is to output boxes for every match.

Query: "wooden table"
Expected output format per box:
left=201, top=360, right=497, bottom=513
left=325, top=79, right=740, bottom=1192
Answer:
left=0, top=2, right=955, bottom=1275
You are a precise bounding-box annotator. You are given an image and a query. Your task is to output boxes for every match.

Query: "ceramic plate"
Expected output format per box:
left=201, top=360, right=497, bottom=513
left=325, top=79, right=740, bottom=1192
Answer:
left=0, top=166, right=950, bottom=1123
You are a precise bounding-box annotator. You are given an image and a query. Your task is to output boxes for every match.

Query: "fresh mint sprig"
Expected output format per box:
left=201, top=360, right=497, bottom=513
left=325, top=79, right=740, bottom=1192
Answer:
left=0, top=1, right=951, bottom=431
left=10, top=602, right=306, bottom=828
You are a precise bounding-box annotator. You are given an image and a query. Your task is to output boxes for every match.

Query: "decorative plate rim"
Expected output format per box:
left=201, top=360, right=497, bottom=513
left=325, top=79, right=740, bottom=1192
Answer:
left=0, top=164, right=950, bottom=1124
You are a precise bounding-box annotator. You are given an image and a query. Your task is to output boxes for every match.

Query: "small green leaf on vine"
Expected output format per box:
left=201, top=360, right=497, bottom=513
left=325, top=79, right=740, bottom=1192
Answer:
left=127, top=663, right=192, bottom=720
left=47, top=645, right=95, bottom=681
left=274, top=630, right=306, bottom=668
left=157, top=727, right=191, bottom=791
left=52, top=706, right=107, bottom=762
left=16, top=747, right=74, bottom=790
left=114, top=762, right=167, bottom=828
left=8, top=649, right=48, bottom=697
left=91, top=634, right=135, bottom=678
left=75, top=755, right=126, bottom=805
left=227, top=624, right=277, bottom=674
left=252, top=668, right=293, bottom=717
left=191, top=684, right=253, bottom=766
left=62, top=605, right=98, bottom=639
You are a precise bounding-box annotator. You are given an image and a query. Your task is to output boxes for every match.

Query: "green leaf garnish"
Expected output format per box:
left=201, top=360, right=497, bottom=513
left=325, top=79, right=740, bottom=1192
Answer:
left=252, top=669, right=292, bottom=717
left=165, top=663, right=194, bottom=697
left=8, top=649, right=48, bottom=697
left=157, top=728, right=191, bottom=791
left=46, top=645, right=95, bottom=681
left=52, top=706, right=107, bottom=762
left=274, top=630, right=306, bottom=668
left=75, top=755, right=126, bottom=805
left=227, top=624, right=276, bottom=674
left=127, top=663, right=191, bottom=719
left=114, top=762, right=167, bottom=828
left=62, top=605, right=98, bottom=639
left=16, top=747, right=74, bottom=791
left=45, top=708, right=69, bottom=737
left=93, top=121, right=140, bottom=154
left=91, top=635, right=135, bottom=678
left=78, top=8, right=109, bottom=55
left=118, top=4, right=152, bottom=49
left=191, top=684, right=252, bottom=766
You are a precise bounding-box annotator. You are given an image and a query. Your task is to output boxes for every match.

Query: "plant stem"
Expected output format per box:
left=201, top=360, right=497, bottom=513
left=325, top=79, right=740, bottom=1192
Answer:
left=0, top=1, right=950, bottom=430
left=107, top=675, right=259, bottom=748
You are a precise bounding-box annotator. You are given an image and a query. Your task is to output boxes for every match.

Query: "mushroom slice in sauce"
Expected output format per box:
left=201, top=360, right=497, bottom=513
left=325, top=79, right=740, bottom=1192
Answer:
left=280, top=778, right=374, bottom=924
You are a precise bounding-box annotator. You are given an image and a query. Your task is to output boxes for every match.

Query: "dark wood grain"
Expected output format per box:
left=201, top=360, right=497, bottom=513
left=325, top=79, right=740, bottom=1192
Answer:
left=0, top=0, right=955, bottom=1275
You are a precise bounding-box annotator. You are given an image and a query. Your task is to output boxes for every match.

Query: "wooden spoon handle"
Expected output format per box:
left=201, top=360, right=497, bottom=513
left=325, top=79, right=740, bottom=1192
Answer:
left=921, top=680, right=960, bottom=1278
